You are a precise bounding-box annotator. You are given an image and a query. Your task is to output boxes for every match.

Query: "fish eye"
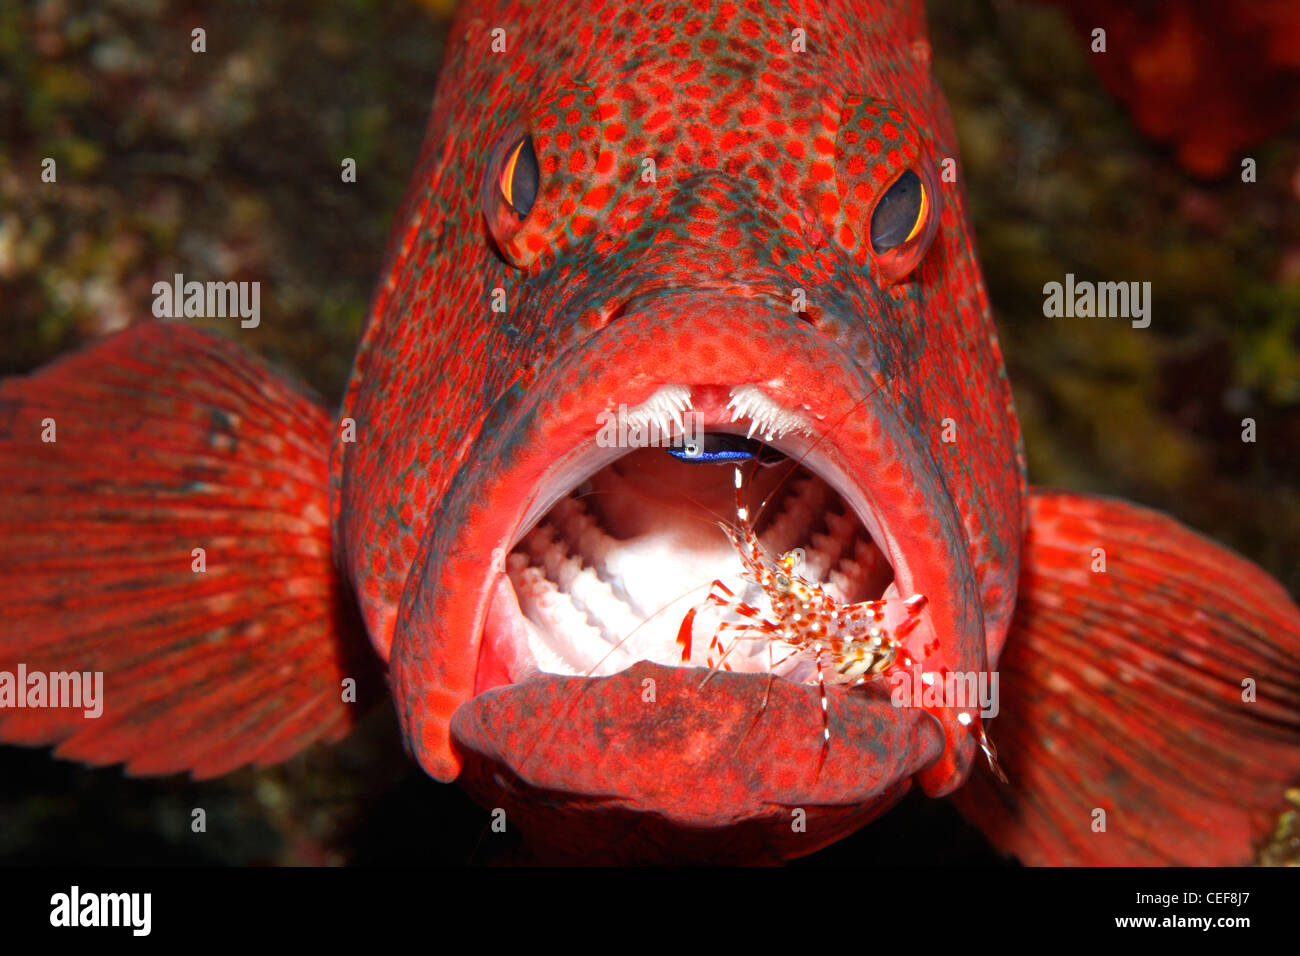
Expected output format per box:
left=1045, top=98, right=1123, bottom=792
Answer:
left=868, top=161, right=941, bottom=284
left=482, top=128, right=542, bottom=252
left=498, top=135, right=539, bottom=217
left=870, top=170, right=926, bottom=252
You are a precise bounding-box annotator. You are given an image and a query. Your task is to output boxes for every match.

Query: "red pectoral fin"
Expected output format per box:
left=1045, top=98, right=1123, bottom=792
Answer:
left=0, top=323, right=383, bottom=778
left=953, top=489, right=1300, bottom=865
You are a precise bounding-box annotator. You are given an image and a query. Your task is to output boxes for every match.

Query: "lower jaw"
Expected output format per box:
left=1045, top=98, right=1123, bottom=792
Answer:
left=450, top=661, right=944, bottom=863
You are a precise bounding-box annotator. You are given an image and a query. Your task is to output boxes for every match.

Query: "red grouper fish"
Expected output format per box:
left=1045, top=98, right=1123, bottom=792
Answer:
left=2, top=0, right=1299, bottom=864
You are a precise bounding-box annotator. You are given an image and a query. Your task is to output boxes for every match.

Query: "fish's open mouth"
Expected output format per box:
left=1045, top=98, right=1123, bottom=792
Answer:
left=497, top=444, right=897, bottom=683
left=438, top=379, right=954, bottom=853
left=476, top=384, right=905, bottom=692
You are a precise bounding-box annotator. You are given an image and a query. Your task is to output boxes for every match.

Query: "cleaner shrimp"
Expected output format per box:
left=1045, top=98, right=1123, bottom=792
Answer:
left=676, top=463, right=928, bottom=760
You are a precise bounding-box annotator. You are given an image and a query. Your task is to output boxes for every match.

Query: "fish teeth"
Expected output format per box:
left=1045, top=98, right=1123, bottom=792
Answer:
left=726, top=385, right=812, bottom=442
left=618, top=384, right=810, bottom=444
left=620, top=384, right=693, bottom=438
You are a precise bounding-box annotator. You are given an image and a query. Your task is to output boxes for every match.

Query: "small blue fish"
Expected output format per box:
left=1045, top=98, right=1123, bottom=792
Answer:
left=667, top=433, right=783, bottom=465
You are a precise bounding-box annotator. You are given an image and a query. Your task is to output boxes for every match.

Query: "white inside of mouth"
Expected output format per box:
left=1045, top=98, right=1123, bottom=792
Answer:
left=501, top=436, right=897, bottom=683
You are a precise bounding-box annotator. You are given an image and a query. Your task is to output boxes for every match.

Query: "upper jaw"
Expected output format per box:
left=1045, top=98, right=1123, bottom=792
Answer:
left=390, top=308, right=986, bottom=818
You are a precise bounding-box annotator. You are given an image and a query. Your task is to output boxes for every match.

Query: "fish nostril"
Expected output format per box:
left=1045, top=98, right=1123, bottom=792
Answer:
left=792, top=306, right=819, bottom=328
left=580, top=300, right=631, bottom=332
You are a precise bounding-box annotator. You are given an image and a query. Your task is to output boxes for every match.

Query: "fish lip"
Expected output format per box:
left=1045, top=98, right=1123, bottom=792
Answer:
left=450, top=660, right=945, bottom=860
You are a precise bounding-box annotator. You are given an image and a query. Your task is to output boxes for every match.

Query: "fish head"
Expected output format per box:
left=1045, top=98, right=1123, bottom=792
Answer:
left=333, top=0, right=1025, bottom=861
